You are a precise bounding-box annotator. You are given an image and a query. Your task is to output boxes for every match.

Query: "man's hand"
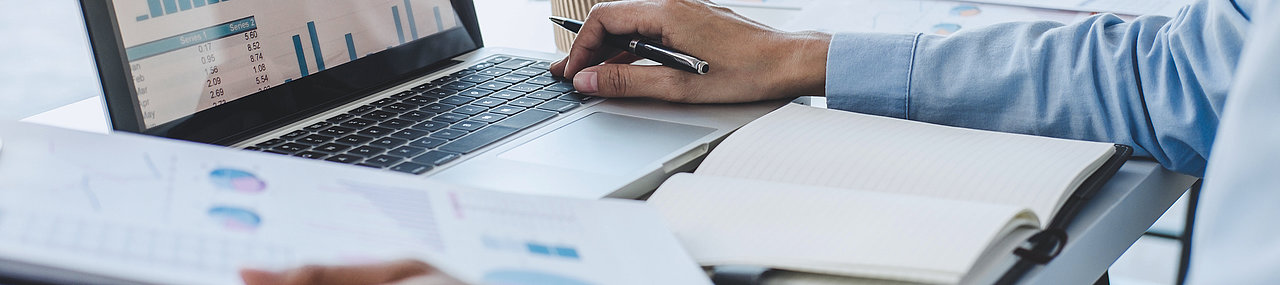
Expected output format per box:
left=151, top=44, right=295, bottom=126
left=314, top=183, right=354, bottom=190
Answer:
left=240, top=259, right=466, bottom=285
left=549, top=0, right=830, bottom=103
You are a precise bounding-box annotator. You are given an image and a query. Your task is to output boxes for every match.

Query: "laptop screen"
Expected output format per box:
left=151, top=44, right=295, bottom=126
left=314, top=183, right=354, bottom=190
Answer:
left=82, top=0, right=482, bottom=143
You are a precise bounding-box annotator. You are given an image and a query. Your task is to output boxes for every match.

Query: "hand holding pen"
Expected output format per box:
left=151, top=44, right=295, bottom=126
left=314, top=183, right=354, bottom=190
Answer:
left=547, top=0, right=831, bottom=103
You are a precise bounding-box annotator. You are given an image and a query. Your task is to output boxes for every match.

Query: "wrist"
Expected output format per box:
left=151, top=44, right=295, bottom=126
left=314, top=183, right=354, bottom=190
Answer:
left=774, top=31, right=831, bottom=96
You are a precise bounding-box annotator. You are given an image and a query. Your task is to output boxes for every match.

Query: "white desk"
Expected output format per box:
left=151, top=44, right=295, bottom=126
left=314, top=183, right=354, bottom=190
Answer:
left=23, top=1, right=1196, bottom=284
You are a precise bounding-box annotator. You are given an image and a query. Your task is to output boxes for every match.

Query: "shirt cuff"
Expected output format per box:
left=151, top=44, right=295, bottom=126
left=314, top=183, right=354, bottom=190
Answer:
left=825, top=32, right=921, bottom=119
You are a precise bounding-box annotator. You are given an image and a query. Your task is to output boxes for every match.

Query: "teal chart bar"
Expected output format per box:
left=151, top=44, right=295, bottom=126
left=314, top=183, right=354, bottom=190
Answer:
left=161, top=0, right=178, bottom=14
left=345, top=33, right=357, bottom=61
left=147, top=0, right=163, bottom=17
left=307, top=21, right=325, bottom=71
left=293, top=35, right=309, bottom=76
left=433, top=6, right=443, bottom=32
left=177, top=0, right=192, bottom=11
left=392, top=6, right=406, bottom=44
left=404, top=0, right=419, bottom=40
left=138, top=0, right=227, bottom=21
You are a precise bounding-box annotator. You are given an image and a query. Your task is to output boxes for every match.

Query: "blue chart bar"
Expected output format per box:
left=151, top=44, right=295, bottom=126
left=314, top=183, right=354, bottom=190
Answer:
left=136, top=15, right=150, bottom=21
left=193, top=0, right=206, bottom=7
left=433, top=6, right=443, bottom=32
left=345, top=33, right=357, bottom=61
left=392, top=6, right=406, bottom=44
left=307, top=22, right=326, bottom=71
left=209, top=0, right=220, bottom=3
left=147, top=0, right=164, bottom=17
left=293, top=35, right=309, bottom=77
left=178, top=0, right=192, bottom=11
left=161, top=0, right=178, bottom=14
left=404, top=0, right=419, bottom=40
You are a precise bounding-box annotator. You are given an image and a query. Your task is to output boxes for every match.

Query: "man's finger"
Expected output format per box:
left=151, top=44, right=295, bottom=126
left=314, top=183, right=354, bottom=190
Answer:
left=573, top=64, right=695, bottom=101
left=563, top=1, right=666, bottom=79
left=240, top=259, right=436, bottom=285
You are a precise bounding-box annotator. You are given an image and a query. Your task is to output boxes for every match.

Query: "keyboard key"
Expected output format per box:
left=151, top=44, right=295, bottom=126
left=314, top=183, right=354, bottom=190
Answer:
left=282, top=130, right=309, bottom=140
left=496, top=74, right=530, bottom=83
left=451, top=121, right=487, bottom=131
left=369, top=137, right=409, bottom=149
left=348, top=105, right=377, bottom=115
left=263, top=149, right=292, bottom=155
left=348, top=146, right=387, bottom=157
left=390, top=162, right=432, bottom=175
left=243, top=146, right=262, bottom=151
left=544, top=82, right=575, bottom=92
left=459, top=75, right=493, bottom=83
left=469, top=62, right=494, bottom=70
left=297, top=134, right=334, bottom=145
left=381, top=118, right=414, bottom=129
left=326, top=113, right=355, bottom=123
left=256, top=138, right=286, bottom=148
left=413, top=82, right=436, bottom=91
left=409, top=137, right=447, bottom=149
left=370, top=98, right=398, bottom=106
left=412, top=151, right=461, bottom=165
left=340, top=118, right=377, bottom=128
left=360, top=155, right=404, bottom=168
left=422, top=103, right=457, bottom=113
left=536, top=100, right=581, bottom=113
left=490, top=90, right=524, bottom=100
left=388, top=146, right=427, bottom=158
left=527, top=90, right=563, bottom=100
left=439, top=125, right=520, bottom=154
left=335, top=134, right=375, bottom=145
left=512, top=67, right=544, bottom=77
left=496, top=58, right=534, bottom=69
left=459, top=88, right=492, bottom=98
left=525, top=76, right=557, bottom=86
left=431, top=76, right=456, bottom=85
left=383, top=103, right=418, bottom=113
left=472, top=113, right=508, bottom=123
left=431, top=113, right=469, bottom=123
left=441, top=81, right=475, bottom=91
left=422, top=88, right=451, bottom=98
left=313, top=143, right=351, bottom=153
left=429, top=129, right=468, bottom=140
left=320, top=126, right=357, bottom=137
left=303, top=121, right=332, bottom=131
left=363, top=110, right=399, bottom=121
left=559, top=92, right=595, bottom=102
left=401, top=95, right=436, bottom=106
left=472, top=98, right=507, bottom=107
left=531, top=61, right=552, bottom=69
left=357, top=126, right=394, bottom=137
left=487, top=56, right=511, bottom=63
left=477, top=81, right=512, bottom=90
left=507, top=84, right=542, bottom=93
left=509, top=98, right=544, bottom=107
left=400, top=110, right=434, bottom=121
left=440, top=96, right=474, bottom=106
left=490, top=106, right=525, bottom=115
left=294, top=151, right=328, bottom=159
left=391, top=90, right=417, bottom=99
left=476, top=68, right=510, bottom=76
left=389, top=127, right=430, bottom=140
left=325, top=154, right=363, bottom=164
left=274, top=143, right=310, bottom=153
left=410, top=121, right=447, bottom=132
left=452, top=68, right=477, bottom=76
left=497, top=109, right=558, bottom=129
left=455, top=105, right=489, bottom=115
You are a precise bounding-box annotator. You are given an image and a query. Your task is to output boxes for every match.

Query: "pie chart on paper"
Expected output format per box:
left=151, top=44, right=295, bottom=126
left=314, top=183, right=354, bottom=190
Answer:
left=209, top=168, right=266, bottom=193
left=208, top=206, right=262, bottom=231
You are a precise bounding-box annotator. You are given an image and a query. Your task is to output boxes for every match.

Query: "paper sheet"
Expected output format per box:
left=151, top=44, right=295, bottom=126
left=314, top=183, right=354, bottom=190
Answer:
left=694, top=104, right=1116, bottom=226
left=962, top=0, right=1192, bottom=16
left=0, top=121, right=708, bottom=285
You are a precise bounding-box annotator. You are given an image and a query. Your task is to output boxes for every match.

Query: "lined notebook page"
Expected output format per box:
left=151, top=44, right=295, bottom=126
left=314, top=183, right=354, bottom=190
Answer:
left=648, top=174, right=1038, bottom=284
left=697, top=104, right=1115, bottom=225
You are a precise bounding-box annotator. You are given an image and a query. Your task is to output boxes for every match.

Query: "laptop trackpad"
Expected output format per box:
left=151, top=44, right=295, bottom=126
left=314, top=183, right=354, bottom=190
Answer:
left=498, top=112, right=715, bottom=176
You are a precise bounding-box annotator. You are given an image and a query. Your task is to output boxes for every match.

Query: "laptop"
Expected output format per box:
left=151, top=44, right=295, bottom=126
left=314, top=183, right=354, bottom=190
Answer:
left=79, top=0, right=783, bottom=198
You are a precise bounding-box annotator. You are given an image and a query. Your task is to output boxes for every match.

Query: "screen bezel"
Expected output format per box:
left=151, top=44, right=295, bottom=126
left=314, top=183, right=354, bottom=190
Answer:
left=79, top=0, right=484, bottom=145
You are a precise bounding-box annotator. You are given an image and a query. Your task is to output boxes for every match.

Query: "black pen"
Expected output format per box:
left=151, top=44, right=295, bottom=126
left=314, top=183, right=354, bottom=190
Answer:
left=549, top=16, right=710, bottom=75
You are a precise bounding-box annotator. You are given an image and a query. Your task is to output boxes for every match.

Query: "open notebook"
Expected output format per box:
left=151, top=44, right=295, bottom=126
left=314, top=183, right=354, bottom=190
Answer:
left=647, top=104, right=1128, bottom=284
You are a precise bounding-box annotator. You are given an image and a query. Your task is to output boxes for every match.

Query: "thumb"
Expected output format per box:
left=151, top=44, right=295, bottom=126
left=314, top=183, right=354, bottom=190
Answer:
left=572, top=64, right=694, bottom=101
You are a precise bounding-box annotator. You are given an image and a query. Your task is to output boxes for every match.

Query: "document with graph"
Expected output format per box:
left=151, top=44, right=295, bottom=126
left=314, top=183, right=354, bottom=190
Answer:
left=0, top=121, right=708, bottom=285
left=111, top=0, right=462, bottom=128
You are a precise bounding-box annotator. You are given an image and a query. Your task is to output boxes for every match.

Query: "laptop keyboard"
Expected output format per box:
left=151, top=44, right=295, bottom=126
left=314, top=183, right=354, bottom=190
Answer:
left=243, top=55, right=596, bottom=175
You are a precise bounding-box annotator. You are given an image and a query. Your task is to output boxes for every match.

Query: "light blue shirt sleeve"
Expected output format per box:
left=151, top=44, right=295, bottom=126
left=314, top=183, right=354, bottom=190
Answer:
left=824, top=0, right=1255, bottom=177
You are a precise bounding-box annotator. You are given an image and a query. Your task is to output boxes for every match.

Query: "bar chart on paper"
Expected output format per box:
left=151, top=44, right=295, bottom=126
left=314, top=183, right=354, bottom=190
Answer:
left=137, top=0, right=230, bottom=22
